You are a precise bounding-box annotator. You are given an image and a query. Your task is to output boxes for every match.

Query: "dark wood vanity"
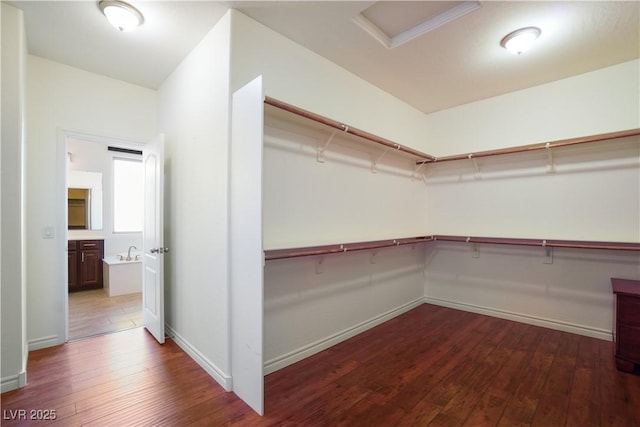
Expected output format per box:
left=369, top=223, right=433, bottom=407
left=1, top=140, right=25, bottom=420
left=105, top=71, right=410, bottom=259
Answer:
left=68, top=239, right=104, bottom=292
left=611, top=278, right=640, bottom=374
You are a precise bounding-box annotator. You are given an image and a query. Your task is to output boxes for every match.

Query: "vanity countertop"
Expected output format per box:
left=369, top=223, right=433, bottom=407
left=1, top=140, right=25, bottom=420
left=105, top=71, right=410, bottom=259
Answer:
left=68, top=230, right=105, bottom=241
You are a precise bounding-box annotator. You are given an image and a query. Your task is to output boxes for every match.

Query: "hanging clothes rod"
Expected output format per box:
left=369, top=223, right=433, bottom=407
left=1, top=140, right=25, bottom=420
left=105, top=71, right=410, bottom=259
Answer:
left=264, top=236, right=434, bottom=261
left=264, top=97, right=436, bottom=162
left=433, top=235, right=640, bottom=251
left=418, top=128, right=640, bottom=164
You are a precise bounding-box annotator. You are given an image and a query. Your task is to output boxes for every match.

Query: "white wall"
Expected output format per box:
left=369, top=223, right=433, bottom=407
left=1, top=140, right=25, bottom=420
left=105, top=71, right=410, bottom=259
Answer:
left=425, top=138, right=640, bottom=241
left=231, top=10, right=429, bottom=373
left=425, top=60, right=640, bottom=156
left=26, top=56, right=157, bottom=349
left=263, top=115, right=428, bottom=249
left=66, top=136, right=143, bottom=256
left=264, top=246, right=425, bottom=373
left=1, top=2, right=28, bottom=392
left=157, top=11, right=232, bottom=388
left=230, top=10, right=430, bottom=154
left=423, top=61, right=640, bottom=339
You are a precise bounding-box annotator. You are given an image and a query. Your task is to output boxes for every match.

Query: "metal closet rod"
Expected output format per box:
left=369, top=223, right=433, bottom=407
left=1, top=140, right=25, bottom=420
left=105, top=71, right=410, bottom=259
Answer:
left=264, top=235, right=640, bottom=260
left=418, top=128, right=640, bottom=164
left=264, top=97, right=436, bottom=162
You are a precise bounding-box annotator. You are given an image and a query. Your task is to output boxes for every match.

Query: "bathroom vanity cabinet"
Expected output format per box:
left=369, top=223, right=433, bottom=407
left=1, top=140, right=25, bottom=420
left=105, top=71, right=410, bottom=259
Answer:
left=68, top=239, right=104, bottom=292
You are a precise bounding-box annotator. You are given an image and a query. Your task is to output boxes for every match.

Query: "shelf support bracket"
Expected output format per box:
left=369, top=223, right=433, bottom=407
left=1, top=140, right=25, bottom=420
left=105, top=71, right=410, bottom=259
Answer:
left=411, top=160, right=428, bottom=181
left=317, top=130, right=338, bottom=163
left=542, top=240, right=553, bottom=264
left=469, top=154, right=480, bottom=179
left=315, top=256, right=325, bottom=274
left=546, top=143, right=555, bottom=173
left=466, top=237, right=479, bottom=258
left=372, top=147, right=390, bottom=174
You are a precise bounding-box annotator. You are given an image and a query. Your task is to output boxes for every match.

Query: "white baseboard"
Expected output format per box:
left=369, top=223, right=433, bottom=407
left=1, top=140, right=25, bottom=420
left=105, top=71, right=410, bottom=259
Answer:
left=28, top=335, right=62, bottom=351
left=1, top=371, right=26, bottom=393
left=264, top=297, right=424, bottom=375
left=423, top=296, right=613, bottom=341
left=164, top=324, right=233, bottom=391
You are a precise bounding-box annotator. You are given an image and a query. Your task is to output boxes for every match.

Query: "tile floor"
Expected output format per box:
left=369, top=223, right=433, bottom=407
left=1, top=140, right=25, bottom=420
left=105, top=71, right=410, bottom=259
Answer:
left=68, top=289, right=142, bottom=340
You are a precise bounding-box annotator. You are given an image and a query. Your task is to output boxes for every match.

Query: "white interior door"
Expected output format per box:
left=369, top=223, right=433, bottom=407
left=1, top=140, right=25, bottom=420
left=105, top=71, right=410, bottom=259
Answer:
left=143, top=134, right=165, bottom=344
left=230, top=76, right=264, bottom=414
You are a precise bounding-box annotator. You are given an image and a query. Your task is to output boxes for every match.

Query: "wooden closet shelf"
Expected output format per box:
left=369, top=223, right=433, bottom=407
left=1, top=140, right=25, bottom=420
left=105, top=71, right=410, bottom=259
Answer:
left=264, top=236, right=434, bottom=261
left=264, top=96, right=638, bottom=170
left=418, top=128, right=640, bottom=164
left=264, top=235, right=640, bottom=260
left=433, top=235, right=640, bottom=251
left=264, top=96, right=436, bottom=162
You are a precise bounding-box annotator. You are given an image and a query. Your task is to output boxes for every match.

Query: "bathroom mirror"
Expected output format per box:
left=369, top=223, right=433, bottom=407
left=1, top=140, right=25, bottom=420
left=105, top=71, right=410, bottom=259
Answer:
left=68, top=170, right=103, bottom=230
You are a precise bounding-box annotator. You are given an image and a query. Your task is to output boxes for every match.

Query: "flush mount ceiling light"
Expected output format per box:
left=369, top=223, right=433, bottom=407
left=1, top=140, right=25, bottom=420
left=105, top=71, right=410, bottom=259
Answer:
left=98, top=0, right=144, bottom=32
left=500, top=26, right=541, bottom=55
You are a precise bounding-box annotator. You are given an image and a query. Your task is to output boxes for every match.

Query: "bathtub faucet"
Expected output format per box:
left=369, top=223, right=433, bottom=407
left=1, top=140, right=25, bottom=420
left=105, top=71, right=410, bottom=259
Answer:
left=126, top=245, right=137, bottom=261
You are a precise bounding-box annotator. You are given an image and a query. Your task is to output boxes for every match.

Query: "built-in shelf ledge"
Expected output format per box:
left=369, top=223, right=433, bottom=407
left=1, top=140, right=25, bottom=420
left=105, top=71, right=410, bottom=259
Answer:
left=418, top=128, right=640, bottom=164
left=264, top=96, right=436, bottom=163
left=264, top=236, right=434, bottom=261
left=433, top=235, right=640, bottom=251
left=264, top=235, right=640, bottom=260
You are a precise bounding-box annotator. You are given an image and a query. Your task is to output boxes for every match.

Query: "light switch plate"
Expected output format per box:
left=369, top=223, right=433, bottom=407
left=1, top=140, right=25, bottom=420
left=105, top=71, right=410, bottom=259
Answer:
left=42, top=226, right=55, bottom=239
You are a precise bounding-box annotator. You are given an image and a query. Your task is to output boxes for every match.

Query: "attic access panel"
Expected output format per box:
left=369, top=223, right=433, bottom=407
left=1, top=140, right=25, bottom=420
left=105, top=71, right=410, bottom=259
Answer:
left=354, top=1, right=481, bottom=48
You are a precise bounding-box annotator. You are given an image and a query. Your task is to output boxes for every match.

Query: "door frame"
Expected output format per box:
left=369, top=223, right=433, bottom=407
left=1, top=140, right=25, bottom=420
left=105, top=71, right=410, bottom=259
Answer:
left=57, top=129, right=144, bottom=343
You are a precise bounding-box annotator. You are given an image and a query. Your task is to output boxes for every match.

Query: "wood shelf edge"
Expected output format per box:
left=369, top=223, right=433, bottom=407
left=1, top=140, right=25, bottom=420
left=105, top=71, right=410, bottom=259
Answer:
left=264, top=96, right=436, bottom=162
left=264, top=235, right=640, bottom=261
left=417, top=128, right=640, bottom=165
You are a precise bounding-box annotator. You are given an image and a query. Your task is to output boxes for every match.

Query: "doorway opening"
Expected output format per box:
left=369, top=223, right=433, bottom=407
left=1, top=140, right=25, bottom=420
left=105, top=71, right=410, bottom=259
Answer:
left=64, top=132, right=144, bottom=341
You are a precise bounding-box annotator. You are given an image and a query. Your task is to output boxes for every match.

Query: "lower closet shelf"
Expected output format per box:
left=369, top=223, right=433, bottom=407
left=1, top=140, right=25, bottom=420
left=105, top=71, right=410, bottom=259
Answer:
left=264, top=235, right=640, bottom=261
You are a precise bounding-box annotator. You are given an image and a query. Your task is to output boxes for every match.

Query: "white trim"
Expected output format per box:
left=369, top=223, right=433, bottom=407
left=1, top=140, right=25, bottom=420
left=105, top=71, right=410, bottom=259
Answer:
left=28, top=335, right=62, bottom=351
left=391, top=1, right=481, bottom=48
left=164, top=324, right=233, bottom=391
left=353, top=1, right=481, bottom=49
left=423, top=296, right=613, bottom=342
left=352, top=13, right=392, bottom=48
left=1, top=371, right=27, bottom=393
left=264, top=297, right=424, bottom=375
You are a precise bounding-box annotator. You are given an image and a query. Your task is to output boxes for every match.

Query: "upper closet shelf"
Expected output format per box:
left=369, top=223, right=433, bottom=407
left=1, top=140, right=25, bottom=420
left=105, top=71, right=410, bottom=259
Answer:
left=264, top=97, right=436, bottom=164
left=265, top=236, right=434, bottom=261
left=418, top=128, right=640, bottom=165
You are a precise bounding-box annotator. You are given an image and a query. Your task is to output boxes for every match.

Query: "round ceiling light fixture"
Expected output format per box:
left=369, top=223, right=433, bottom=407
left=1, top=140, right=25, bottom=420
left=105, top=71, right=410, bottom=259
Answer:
left=500, top=27, right=541, bottom=55
left=98, top=0, right=144, bottom=32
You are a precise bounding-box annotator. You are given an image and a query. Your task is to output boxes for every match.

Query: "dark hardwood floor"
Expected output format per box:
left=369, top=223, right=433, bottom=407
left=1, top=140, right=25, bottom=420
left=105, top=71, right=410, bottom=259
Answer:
left=2, top=304, right=639, bottom=426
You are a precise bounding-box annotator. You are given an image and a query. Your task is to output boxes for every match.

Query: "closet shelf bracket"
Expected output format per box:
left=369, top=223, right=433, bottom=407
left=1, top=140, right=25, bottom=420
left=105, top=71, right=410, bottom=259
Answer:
left=546, top=143, right=556, bottom=173
left=412, top=160, right=428, bottom=181
left=468, top=154, right=481, bottom=178
left=317, top=130, right=338, bottom=163
left=372, top=146, right=395, bottom=173
left=465, top=237, right=480, bottom=258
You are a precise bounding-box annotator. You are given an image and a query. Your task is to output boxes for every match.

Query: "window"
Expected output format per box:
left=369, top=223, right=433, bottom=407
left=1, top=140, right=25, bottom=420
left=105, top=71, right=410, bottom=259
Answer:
left=113, top=158, right=143, bottom=233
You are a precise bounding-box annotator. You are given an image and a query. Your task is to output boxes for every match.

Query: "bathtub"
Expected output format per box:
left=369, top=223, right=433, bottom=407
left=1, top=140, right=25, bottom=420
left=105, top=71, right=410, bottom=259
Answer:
left=102, top=256, right=142, bottom=297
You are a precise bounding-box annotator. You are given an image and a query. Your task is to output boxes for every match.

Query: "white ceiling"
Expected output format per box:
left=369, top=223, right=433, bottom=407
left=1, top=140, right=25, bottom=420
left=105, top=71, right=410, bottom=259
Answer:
left=7, top=1, right=640, bottom=114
